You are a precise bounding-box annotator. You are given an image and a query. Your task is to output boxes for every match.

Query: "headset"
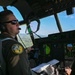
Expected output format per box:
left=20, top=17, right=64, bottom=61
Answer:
left=0, top=23, right=6, bottom=32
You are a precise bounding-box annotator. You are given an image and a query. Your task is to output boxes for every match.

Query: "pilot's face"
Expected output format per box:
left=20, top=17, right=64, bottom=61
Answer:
left=5, top=14, right=20, bottom=36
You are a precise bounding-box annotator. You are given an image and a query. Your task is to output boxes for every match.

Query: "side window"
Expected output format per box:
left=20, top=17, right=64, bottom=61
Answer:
left=17, top=25, right=33, bottom=48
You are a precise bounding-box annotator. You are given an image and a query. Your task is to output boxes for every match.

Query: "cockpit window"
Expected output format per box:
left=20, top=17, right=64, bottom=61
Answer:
left=58, top=9, right=75, bottom=31
left=0, top=6, right=4, bottom=11
left=7, top=6, right=24, bottom=21
left=33, top=7, right=75, bottom=38
left=18, top=7, right=75, bottom=39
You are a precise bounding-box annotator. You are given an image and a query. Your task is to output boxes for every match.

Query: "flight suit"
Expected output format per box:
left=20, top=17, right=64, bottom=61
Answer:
left=0, top=34, right=32, bottom=75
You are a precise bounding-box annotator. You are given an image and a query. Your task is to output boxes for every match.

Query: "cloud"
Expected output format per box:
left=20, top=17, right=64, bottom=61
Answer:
left=65, top=15, right=75, bottom=19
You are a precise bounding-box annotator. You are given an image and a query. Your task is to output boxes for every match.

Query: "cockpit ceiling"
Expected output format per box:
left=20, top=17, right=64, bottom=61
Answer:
left=0, top=0, right=75, bottom=19
left=25, top=0, right=75, bottom=19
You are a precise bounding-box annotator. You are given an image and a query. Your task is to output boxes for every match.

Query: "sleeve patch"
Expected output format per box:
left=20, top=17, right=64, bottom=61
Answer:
left=12, top=44, right=23, bottom=54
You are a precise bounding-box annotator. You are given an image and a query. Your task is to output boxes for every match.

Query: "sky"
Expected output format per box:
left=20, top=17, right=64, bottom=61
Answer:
left=0, top=6, right=75, bottom=37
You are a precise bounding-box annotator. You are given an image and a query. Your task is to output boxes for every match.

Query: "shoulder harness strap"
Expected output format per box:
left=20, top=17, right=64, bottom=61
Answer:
left=0, top=38, right=14, bottom=75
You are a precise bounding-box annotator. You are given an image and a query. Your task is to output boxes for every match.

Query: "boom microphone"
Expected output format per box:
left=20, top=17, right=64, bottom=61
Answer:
left=18, top=28, right=21, bottom=30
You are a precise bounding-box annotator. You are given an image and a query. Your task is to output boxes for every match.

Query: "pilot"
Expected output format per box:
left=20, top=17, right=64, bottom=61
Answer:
left=0, top=10, right=33, bottom=75
left=65, top=44, right=75, bottom=75
left=65, top=44, right=73, bottom=57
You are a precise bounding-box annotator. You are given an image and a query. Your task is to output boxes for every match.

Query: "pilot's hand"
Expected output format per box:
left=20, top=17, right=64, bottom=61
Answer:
left=26, top=47, right=34, bottom=53
left=65, top=67, right=72, bottom=75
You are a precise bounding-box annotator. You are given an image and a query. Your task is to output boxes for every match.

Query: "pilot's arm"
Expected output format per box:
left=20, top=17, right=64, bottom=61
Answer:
left=4, top=41, right=31, bottom=75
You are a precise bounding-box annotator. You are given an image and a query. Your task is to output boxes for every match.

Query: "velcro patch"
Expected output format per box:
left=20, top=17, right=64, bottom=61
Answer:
left=12, top=44, right=23, bottom=54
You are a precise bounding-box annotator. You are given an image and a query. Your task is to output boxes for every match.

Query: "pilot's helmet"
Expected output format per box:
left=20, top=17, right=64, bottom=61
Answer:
left=67, top=44, right=73, bottom=47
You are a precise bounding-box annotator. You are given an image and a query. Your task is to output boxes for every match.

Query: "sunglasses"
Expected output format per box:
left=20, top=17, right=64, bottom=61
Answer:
left=3, top=20, right=19, bottom=25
